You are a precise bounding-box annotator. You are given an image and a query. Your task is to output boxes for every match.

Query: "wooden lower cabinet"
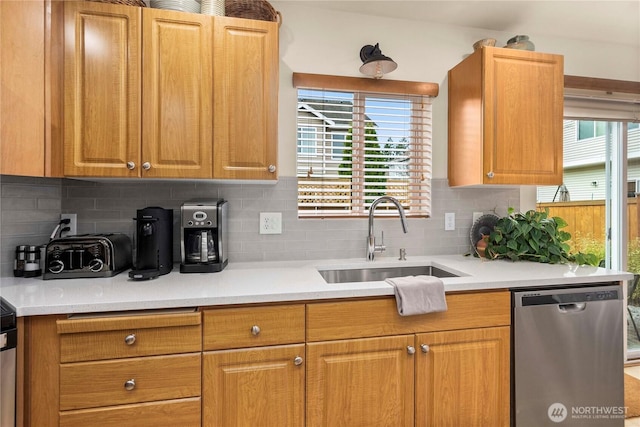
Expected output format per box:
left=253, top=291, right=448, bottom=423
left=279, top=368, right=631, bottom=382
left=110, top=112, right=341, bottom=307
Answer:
left=416, top=326, right=511, bottom=427
left=20, top=294, right=511, bottom=427
left=19, top=310, right=202, bottom=427
left=306, top=336, right=415, bottom=427
left=306, top=328, right=510, bottom=427
left=202, top=344, right=305, bottom=427
left=305, top=292, right=511, bottom=427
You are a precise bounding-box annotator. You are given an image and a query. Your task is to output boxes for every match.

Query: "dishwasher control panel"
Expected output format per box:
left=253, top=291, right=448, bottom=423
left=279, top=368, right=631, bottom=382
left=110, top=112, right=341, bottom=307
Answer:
left=515, top=284, right=622, bottom=307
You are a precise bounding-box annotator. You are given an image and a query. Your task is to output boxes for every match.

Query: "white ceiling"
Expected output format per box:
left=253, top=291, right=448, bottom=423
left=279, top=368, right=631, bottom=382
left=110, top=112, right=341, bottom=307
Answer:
left=295, top=1, right=640, bottom=47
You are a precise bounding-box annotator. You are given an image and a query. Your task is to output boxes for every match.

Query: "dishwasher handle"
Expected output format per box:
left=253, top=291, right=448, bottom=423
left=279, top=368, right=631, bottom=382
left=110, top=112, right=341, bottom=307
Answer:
left=558, top=302, right=587, bottom=313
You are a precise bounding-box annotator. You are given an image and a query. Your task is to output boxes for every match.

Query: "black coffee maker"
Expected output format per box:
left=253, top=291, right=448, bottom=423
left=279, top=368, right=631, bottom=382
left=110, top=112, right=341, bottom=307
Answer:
left=180, top=199, right=228, bottom=273
left=129, top=207, right=173, bottom=280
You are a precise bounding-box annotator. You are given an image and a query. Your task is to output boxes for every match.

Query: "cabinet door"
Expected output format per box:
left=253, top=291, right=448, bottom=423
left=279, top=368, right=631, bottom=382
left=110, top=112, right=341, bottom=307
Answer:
left=415, top=326, right=510, bottom=427
left=483, top=48, right=563, bottom=185
left=203, top=344, right=305, bottom=427
left=64, top=1, right=141, bottom=177
left=0, top=0, right=46, bottom=177
left=213, top=16, right=278, bottom=180
left=142, top=8, right=212, bottom=178
left=307, top=336, right=415, bottom=427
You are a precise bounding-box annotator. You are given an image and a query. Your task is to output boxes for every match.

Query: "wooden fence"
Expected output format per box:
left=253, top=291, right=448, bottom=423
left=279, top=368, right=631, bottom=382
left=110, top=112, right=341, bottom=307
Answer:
left=536, top=197, right=639, bottom=243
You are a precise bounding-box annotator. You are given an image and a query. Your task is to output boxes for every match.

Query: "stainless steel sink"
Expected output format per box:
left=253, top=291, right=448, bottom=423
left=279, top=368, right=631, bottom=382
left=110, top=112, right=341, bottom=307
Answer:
left=317, top=265, right=459, bottom=284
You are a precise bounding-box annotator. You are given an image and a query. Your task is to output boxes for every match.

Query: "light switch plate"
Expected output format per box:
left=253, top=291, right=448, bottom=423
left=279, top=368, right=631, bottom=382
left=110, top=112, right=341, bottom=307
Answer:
left=260, top=212, right=282, bottom=234
left=444, top=212, right=455, bottom=231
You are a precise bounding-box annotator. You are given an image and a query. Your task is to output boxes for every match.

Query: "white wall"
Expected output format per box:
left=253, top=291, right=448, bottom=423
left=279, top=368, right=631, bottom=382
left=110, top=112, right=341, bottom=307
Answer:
left=272, top=1, right=640, bottom=182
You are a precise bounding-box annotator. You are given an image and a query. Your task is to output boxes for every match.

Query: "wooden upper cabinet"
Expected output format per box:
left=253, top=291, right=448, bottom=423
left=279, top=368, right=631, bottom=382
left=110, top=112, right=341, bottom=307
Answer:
left=142, top=8, right=212, bottom=178
left=213, top=16, right=279, bottom=180
left=1, top=0, right=63, bottom=177
left=448, top=46, right=564, bottom=186
left=64, top=3, right=213, bottom=178
left=63, top=3, right=278, bottom=180
left=63, top=1, right=141, bottom=177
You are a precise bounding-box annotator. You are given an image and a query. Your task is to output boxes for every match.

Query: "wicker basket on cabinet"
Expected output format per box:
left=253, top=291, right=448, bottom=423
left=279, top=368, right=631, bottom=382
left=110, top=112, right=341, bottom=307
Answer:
left=225, top=0, right=281, bottom=24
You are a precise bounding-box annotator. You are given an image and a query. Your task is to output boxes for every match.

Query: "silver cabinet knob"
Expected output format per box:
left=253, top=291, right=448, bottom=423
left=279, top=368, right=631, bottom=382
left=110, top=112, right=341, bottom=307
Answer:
left=124, top=379, right=135, bottom=391
left=420, top=344, right=430, bottom=353
left=126, top=161, right=135, bottom=170
left=124, top=334, right=136, bottom=345
left=294, top=356, right=303, bottom=366
left=268, top=164, right=276, bottom=173
left=407, top=346, right=416, bottom=355
left=142, top=162, right=151, bottom=171
left=487, top=171, right=494, bottom=179
left=251, top=325, right=261, bottom=336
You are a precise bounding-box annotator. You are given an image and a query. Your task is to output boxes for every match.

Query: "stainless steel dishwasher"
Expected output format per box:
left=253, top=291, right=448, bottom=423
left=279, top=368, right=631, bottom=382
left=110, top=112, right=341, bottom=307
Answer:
left=513, top=284, right=624, bottom=427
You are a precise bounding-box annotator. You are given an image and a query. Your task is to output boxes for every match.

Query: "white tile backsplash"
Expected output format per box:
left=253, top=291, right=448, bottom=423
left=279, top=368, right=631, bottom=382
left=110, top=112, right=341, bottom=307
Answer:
left=1, top=175, right=519, bottom=276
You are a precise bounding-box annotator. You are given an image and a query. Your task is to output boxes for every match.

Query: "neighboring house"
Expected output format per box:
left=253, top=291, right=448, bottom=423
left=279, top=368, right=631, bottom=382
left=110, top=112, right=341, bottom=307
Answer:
left=537, top=121, right=640, bottom=202
left=296, top=97, right=354, bottom=178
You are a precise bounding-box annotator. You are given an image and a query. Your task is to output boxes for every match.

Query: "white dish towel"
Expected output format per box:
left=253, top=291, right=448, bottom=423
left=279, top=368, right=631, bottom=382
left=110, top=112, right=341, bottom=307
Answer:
left=385, top=275, right=448, bottom=316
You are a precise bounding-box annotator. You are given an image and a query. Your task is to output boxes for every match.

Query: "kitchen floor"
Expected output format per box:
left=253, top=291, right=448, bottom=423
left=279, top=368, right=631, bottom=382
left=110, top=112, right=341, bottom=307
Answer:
left=627, top=364, right=640, bottom=426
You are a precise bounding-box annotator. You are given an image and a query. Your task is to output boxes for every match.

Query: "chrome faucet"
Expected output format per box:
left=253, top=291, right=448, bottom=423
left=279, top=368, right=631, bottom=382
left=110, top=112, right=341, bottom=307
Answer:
left=366, top=196, right=408, bottom=261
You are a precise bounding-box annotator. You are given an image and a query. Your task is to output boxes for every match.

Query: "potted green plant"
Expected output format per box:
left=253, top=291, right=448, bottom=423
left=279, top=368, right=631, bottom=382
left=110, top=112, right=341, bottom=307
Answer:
left=480, top=208, right=599, bottom=266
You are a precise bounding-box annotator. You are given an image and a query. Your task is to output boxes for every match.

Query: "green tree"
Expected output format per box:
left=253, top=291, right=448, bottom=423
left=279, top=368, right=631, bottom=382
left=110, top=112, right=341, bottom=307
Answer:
left=339, top=121, right=389, bottom=203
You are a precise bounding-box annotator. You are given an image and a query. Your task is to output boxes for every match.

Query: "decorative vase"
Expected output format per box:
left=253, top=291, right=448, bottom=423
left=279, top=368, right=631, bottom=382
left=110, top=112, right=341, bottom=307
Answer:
left=201, top=0, right=224, bottom=15
left=505, top=35, right=535, bottom=51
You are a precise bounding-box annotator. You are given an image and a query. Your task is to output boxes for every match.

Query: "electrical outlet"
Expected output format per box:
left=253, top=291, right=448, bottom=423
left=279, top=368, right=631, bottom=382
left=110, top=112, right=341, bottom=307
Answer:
left=259, top=212, right=282, bottom=234
left=444, top=212, right=455, bottom=231
left=60, top=213, right=77, bottom=237
left=473, top=212, right=484, bottom=223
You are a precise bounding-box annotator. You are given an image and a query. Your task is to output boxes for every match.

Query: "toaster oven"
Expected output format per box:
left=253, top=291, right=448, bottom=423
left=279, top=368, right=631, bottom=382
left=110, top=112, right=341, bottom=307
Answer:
left=43, top=233, right=132, bottom=280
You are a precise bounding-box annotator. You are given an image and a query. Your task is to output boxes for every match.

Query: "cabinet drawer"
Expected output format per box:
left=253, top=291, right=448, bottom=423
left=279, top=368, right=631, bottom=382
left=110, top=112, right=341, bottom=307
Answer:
left=203, top=304, right=305, bottom=350
left=306, top=291, right=511, bottom=341
left=60, top=353, right=201, bottom=410
left=60, top=397, right=201, bottom=427
left=57, top=310, right=201, bottom=362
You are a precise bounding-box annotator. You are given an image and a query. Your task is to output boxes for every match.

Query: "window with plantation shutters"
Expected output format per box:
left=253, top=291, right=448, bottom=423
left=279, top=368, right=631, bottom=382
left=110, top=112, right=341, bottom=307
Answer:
left=293, top=73, right=437, bottom=218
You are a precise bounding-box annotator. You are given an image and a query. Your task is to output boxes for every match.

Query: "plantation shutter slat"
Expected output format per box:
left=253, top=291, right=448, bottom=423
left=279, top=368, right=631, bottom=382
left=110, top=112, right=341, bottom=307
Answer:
left=295, top=78, right=433, bottom=218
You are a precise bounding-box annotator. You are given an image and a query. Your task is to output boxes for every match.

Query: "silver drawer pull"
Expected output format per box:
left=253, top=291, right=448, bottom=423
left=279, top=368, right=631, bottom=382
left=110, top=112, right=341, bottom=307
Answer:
left=124, top=334, right=136, bottom=345
left=407, top=346, right=416, bottom=355
left=124, top=379, right=136, bottom=391
left=251, top=325, right=261, bottom=336
left=294, top=356, right=303, bottom=366
left=420, top=344, right=430, bottom=353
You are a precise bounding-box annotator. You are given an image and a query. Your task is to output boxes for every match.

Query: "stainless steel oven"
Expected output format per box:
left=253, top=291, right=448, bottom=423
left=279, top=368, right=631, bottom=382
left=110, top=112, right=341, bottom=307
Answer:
left=1, top=297, right=16, bottom=427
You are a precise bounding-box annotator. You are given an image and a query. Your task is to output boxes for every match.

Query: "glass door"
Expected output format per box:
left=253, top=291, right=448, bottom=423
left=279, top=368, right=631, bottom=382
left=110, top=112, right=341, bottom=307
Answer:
left=626, top=122, right=640, bottom=359
left=537, top=119, right=640, bottom=359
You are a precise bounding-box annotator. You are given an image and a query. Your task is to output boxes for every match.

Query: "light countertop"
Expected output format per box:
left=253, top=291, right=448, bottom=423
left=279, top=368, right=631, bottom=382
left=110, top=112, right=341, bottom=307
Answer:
left=0, top=255, right=634, bottom=317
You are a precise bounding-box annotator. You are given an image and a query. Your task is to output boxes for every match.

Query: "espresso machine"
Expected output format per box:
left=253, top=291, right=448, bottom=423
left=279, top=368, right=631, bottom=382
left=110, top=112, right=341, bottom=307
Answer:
left=129, top=207, right=173, bottom=280
left=180, top=199, right=228, bottom=273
